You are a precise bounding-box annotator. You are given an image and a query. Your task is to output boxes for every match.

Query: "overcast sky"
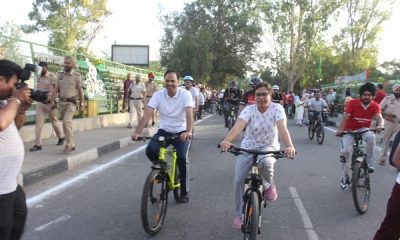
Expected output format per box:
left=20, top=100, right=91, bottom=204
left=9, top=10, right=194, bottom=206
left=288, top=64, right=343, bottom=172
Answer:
left=1, top=0, right=399, bottom=63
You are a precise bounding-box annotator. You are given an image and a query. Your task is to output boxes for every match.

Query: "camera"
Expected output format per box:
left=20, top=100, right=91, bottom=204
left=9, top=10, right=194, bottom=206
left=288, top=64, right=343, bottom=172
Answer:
left=16, top=63, right=49, bottom=103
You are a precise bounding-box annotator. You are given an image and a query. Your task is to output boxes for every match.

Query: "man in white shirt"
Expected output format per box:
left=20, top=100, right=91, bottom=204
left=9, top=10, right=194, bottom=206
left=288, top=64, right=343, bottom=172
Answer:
left=132, top=70, right=193, bottom=203
left=127, top=74, right=146, bottom=128
left=307, top=92, right=328, bottom=125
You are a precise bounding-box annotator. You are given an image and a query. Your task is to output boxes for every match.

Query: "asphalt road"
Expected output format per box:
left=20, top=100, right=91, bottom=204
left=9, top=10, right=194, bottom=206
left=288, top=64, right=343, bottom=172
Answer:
left=23, top=114, right=399, bottom=240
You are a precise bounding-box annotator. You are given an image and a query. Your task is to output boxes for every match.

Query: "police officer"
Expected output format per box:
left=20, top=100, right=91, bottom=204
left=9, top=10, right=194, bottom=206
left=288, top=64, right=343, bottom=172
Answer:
left=29, top=62, right=64, bottom=152
left=145, top=72, right=158, bottom=126
left=56, top=56, right=84, bottom=153
left=379, top=83, right=400, bottom=165
left=127, top=74, right=145, bottom=128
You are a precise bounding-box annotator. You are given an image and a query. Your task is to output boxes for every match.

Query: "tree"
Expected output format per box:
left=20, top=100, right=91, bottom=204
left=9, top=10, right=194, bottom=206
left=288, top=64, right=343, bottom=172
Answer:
left=160, top=0, right=262, bottom=88
left=335, top=0, right=395, bottom=74
left=22, top=0, right=110, bottom=53
left=0, top=21, right=23, bottom=63
left=260, top=0, right=343, bottom=91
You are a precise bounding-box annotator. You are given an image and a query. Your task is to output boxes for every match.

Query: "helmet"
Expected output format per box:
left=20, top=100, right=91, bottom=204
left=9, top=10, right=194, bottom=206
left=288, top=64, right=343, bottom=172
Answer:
left=249, top=77, right=263, bottom=85
left=272, top=85, right=279, bottom=90
left=183, top=75, right=193, bottom=81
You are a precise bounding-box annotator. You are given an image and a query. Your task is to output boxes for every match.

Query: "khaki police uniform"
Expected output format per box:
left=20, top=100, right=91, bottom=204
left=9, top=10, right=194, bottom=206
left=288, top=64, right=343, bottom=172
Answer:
left=34, top=73, right=64, bottom=145
left=380, top=95, right=400, bottom=162
left=57, top=71, right=83, bottom=147
left=145, top=81, right=158, bottom=124
left=128, top=82, right=145, bottom=126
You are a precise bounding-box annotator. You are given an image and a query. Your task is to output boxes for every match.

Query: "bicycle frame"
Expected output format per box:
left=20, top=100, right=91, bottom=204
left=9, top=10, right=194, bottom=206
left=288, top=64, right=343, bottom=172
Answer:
left=157, top=145, right=180, bottom=191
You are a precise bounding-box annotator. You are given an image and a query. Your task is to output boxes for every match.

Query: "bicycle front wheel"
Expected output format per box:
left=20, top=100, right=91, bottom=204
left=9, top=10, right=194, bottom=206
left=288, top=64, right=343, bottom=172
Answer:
left=243, top=191, right=260, bottom=240
left=308, top=123, right=314, bottom=140
left=351, top=161, right=370, bottom=214
left=228, top=117, right=234, bottom=130
left=141, top=169, right=168, bottom=235
left=316, top=124, right=325, bottom=144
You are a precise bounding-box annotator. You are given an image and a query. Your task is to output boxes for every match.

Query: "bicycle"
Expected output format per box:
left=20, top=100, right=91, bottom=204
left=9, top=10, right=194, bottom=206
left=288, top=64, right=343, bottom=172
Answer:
left=341, top=128, right=381, bottom=214
left=227, top=106, right=238, bottom=130
left=308, top=109, right=327, bottom=144
left=139, top=135, right=182, bottom=236
left=221, top=146, right=286, bottom=240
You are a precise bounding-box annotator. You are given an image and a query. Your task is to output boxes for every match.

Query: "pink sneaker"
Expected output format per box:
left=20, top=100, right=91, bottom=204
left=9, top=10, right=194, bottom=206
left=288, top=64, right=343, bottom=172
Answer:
left=265, top=185, right=278, bottom=201
left=232, top=216, right=242, bottom=229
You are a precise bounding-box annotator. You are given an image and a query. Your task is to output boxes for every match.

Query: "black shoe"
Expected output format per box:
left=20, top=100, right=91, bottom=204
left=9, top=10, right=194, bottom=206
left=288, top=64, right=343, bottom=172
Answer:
left=57, top=138, right=65, bottom=146
left=152, top=121, right=155, bottom=126
left=30, top=145, right=42, bottom=152
left=179, top=193, right=189, bottom=203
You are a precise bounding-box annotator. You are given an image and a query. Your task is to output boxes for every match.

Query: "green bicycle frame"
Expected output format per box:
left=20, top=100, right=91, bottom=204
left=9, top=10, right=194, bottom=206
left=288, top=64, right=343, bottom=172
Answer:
left=158, top=146, right=180, bottom=190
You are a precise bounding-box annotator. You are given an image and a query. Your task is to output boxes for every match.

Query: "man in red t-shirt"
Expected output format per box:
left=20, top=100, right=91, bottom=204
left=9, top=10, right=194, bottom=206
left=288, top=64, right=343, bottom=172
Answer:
left=374, top=83, right=386, bottom=104
left=336, top=83, right=384, bottom=190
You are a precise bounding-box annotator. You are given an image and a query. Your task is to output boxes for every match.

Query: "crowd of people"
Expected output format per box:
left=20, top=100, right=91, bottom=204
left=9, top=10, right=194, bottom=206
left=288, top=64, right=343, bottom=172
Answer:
left=1, top=58, right=400, bottom=240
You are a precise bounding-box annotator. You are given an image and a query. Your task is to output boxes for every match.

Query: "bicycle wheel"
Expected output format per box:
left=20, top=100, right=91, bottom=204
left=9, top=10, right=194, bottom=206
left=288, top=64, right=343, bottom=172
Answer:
left=308, top=123, right=314, bottom=140
left=243, top=191, right=260, bottom=240
left=316, top=124, right=325, bottom=144
left=351, top=161, right=370, bottom=214
left=173, top=166, right=181, bottom=203
left=141, top=169, right=168, bottom=235
left=228, top=117, right=234, bottom=130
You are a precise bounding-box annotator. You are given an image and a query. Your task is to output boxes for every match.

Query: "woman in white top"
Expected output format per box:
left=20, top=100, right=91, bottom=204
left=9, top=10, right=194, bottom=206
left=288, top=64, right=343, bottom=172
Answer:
left=295, top=95, right=305, bottom=126
left=220, top=82, right=296, bottom=229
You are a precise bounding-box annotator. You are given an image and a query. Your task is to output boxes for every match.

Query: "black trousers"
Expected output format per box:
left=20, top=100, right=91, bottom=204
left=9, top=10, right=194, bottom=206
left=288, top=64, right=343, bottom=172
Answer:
left=0, top=185, right=27, bottom=240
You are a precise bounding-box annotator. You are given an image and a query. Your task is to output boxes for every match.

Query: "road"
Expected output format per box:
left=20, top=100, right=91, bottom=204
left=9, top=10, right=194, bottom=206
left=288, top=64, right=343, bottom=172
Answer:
left=22, top=114, right=398, bottom=240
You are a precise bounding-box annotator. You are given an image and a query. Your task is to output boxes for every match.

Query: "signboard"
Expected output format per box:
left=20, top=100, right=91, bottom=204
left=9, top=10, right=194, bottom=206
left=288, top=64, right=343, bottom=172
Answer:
left=111, top=45, right=149, bottom=67
left=335, top=70, right=370, bottom=84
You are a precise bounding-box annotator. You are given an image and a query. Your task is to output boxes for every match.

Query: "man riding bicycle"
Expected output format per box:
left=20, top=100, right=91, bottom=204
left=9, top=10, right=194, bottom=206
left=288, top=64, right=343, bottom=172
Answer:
left=307, top=92, right=328, bottom=125
left=182, top=75, right=199, bottom=120
left=132, top=70, right=194, bottom=203
left=223, top=81, right=242, bottom=128
left=335, top=83, right=384, bottom=190
left=220, top=82, right=296, bottom=229
left=238, top=77, right=262, bottom=114
left=271, top=85, right=283, bottom=105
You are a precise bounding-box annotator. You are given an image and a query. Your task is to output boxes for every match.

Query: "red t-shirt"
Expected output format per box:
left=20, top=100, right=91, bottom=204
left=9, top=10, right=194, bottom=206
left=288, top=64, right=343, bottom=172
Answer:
left=287, top=95, right=294, bottom=105
left=374, top=89, right=386, bottom=104
left=344, top=98, right=381, bottom=131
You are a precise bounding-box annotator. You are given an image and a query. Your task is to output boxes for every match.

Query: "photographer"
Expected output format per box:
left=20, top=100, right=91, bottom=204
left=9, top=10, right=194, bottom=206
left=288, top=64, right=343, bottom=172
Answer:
left=29, top=62, right=65, bottom=152
left=0, top=59, right=31, bottom=240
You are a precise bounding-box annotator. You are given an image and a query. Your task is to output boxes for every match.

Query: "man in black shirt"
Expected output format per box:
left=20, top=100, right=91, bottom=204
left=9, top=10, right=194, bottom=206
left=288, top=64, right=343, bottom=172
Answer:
left=223, top=81, right=242, bottom=127
left=239, top=77, right=262, bottom=114
left=271, top=85, right=282, bottom=105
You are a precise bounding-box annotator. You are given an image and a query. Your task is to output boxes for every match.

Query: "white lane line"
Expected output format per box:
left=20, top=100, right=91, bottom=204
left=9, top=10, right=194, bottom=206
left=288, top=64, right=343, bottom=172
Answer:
left=27, top=145, right=147, bottom=207
left=289, top=187, right=319, bottom=240
left=194, top=114, right=213, bottom=124
left=324, top=126, right=382, bottom=151
left=34, top=215, right=71, bottom=231
left=27, top=115, right=212, bottom=207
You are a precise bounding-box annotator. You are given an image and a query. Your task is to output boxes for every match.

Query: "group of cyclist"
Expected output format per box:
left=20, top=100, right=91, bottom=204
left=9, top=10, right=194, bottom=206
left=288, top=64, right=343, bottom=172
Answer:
left=131, top=70, right=399, bottom=238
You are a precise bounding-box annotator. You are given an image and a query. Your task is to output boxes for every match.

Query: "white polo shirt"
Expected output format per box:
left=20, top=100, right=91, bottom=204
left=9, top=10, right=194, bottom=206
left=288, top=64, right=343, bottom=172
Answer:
left=148, top=88, right=193, bottom=133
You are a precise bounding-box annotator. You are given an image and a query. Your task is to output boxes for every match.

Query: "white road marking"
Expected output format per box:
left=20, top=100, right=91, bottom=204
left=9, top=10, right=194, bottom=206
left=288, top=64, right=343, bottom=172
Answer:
left=34, top=215, right=71, bottom=231
left=27, top=114, right=213, bottom=207
left=27, top=145, right=146, bottom=207
left=289, top=187, right=319, bottom=240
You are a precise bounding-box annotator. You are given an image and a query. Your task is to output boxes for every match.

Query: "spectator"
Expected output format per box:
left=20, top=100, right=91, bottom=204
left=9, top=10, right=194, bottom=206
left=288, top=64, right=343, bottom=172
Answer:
left=0, top=59, right=31, bottom=240
left=374, top=83, right=386, bottom=104
left=127, top=74, right=146, bottom=128
left=121, top=73, right=133, bottom=113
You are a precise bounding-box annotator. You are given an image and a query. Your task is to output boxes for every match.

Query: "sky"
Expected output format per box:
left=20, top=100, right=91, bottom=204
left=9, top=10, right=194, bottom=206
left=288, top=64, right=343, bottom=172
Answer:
left=1, top=0, right=399, bottom=63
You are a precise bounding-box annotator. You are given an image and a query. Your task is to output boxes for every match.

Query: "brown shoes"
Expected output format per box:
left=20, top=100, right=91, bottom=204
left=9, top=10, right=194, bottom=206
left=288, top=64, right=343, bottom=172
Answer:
left=63, top=145, right=76, bottom=153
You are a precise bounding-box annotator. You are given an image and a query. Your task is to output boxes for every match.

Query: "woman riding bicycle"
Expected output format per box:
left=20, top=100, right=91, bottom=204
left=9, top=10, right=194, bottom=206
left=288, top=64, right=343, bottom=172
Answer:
left=219, top=82, right=296, bottom=229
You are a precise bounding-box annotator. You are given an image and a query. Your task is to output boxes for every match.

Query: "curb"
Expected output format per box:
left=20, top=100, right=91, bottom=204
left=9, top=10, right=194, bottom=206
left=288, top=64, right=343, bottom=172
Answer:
left=21, top=127, right=157, bottom=187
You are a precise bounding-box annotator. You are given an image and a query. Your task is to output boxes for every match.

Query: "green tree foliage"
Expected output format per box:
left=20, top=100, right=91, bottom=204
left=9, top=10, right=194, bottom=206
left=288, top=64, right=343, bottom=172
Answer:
left=334, top=0, right=395, bottom=74
left=22, top=0, right=111, bottom=53
left=160, top=0, right=262, bottom=87
left=260, top=0, right=343, bottom=91
left=0, top=22, right=23, bottom=62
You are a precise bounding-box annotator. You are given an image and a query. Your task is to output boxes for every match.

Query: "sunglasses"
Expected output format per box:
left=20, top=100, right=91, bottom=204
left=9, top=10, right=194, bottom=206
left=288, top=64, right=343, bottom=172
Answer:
left=255, top=92, right=269, bottom=97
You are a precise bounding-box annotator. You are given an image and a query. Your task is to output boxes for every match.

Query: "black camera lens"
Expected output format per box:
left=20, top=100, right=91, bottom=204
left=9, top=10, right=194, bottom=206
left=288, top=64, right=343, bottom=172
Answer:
left=30, top=89, right=49, bottom=103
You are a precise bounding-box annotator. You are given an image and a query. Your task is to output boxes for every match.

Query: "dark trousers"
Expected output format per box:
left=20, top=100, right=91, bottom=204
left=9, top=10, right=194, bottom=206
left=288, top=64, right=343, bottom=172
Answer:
left=146, top=129, right=190, bottom=194
left=374, top=182, right=400, bottom=240
left=0, top=185, right=27, bottom=240
left=198, top=105, right=204, bottom=119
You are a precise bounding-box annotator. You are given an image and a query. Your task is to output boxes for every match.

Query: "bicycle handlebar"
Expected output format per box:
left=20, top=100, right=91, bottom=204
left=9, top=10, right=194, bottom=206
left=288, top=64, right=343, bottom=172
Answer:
left=218, top=145, right=287, bottom=159
left=133, top=134, right=180, bottom=142
left=340, top=128, right=384, bottom=137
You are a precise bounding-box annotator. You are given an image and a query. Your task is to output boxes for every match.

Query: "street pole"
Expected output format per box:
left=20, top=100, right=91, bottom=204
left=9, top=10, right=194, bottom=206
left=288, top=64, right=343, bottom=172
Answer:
left=318, top=57, right=322, bottom=89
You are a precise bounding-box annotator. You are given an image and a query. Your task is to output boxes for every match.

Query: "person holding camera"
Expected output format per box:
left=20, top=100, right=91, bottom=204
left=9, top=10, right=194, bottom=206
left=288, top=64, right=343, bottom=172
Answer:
left=0, top=59, right=32, bottom=240
left=56, top=56, right=84, bottom=153
left=29, top=61, right=65, bottom=152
